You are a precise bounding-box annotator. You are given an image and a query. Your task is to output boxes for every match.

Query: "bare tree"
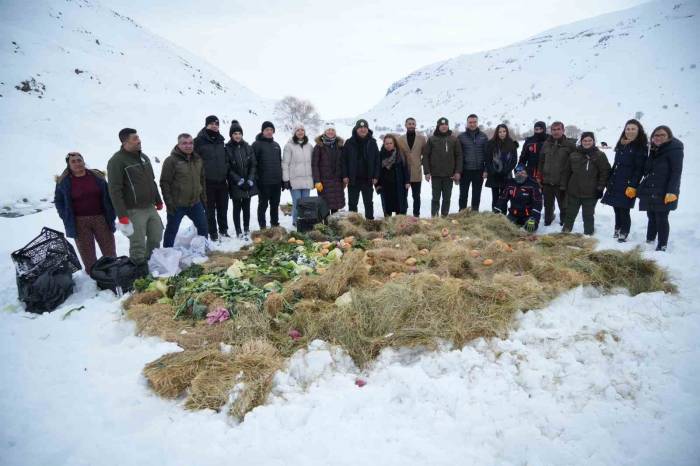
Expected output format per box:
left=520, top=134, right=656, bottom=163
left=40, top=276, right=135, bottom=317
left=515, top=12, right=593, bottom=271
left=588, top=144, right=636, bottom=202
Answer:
left=565, top=125, right=582, bottom=139
left=274, top=96, right=322, bottom=133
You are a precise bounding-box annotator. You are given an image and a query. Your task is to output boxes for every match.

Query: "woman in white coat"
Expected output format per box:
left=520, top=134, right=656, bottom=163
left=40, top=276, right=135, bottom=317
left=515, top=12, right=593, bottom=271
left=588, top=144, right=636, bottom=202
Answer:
left=283, top=123, right=315, bottom=226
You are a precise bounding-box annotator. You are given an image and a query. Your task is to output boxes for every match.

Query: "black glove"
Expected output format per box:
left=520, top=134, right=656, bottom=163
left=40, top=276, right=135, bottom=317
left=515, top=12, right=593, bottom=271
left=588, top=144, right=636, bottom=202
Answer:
left=283, top=181, right=291, bottom=190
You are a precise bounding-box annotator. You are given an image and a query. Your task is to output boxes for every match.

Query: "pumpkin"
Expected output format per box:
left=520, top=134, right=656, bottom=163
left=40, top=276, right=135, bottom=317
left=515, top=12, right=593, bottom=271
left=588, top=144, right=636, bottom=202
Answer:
left=482, top=259, right=494, bottom=266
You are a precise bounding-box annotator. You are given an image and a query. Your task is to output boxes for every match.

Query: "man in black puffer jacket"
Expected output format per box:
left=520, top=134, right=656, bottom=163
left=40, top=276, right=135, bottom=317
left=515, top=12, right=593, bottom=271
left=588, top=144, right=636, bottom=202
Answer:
left=194, top=115, right=229, bottom=240
left=457, top=114, right=488, bottom=211
left=518, top=121, right=548, bottom=181
left=341, top=119, right=380, bottom=220
left=253, top=121, right=283, bottom=228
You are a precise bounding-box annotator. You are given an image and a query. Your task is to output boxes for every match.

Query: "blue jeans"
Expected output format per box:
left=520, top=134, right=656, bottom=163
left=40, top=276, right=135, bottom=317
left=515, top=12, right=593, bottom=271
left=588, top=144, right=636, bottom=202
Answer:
left=163, top=202, right=209, bottom=248
left=290, top=189, right=311, bottom=225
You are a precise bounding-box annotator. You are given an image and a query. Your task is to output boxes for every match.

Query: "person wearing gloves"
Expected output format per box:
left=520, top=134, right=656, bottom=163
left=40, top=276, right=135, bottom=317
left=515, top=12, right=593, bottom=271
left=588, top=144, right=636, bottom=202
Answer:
left=312, top=122, right=345, bottom=213
left=495, top=164, right=542, bottom=232
left=282, top=123, right=314, bottom=226
left=600, top=119, right=648, bottom=242
left=637, top=125, right=683, bottom=251
left=55, top=152, right=116, bottom=274
left=159, top=133, right=208, bottom=248
left=107, top=128, right=163, bottom=267
left=253, top=121, right=283, bottom=229
left=194, top=115, right=229, bottom=240
left=225, top=120, right=257, bottom=239
left=560, top=132, right=611, bottom=235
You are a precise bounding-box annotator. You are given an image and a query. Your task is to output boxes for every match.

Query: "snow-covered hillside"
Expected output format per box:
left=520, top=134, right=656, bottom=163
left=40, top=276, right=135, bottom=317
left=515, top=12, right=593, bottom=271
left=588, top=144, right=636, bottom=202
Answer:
left=362, top=0, right=699, bottom=139
left=0, top=0, right=272, bottom=208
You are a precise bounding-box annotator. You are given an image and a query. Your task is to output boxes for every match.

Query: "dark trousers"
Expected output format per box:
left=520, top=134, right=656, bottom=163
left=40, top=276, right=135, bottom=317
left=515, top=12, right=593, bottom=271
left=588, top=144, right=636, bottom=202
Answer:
left=232, top=198, right=251, bottom=235
left=646, top=211, right=670, bottom=247
left=258, top=183, right=281, bottom=228
left=490, top=187, right=503, bottom=213
left=348, top=183, right=375, bottom=220
left=410, top=182, right=422, bottom=217
left=564, top=195, right=597, bottom=235
left=74, top=215, right=117, bottom=275
left=431, top=176, right=453, bottom=217
left=459, top=169, right=484, bottom=211
left=163, top=202, right=209, bottom=248
left=205, top=181, right=229, bottom=238
left=543, top=184, right=566, bottom=225
left=613, top=207, right=632, bottom=235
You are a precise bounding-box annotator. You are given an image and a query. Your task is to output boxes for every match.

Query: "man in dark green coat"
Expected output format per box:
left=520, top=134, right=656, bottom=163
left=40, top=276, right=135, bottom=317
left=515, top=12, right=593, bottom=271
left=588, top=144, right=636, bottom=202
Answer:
left=160, top=133, right=208, bottom=247
left=107, top=128, right=164, bottom=265
left=423, top=117, right=462, bottom=217
left=537, top=121, right=576, bottom=226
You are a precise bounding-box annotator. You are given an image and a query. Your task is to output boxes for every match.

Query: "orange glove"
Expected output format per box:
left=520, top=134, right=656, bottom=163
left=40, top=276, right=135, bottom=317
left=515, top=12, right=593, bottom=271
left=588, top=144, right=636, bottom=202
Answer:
left=315, top=182, right=323, bottom=192
left=664, top=193, right=678, bottom=204
left=624, top=187, right=637, bottom=199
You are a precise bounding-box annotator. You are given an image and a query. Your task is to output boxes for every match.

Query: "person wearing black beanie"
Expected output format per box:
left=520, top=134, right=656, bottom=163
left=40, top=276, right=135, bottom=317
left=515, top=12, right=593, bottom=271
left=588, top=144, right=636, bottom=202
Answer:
left=518, top=120, right=549, bottom=181
left=195, top=114, right=229, bottom=240
left=253, top=120, right=283, bottom=228
left=229, top=120, right=243, bottom=137
left=225, top=121, right=257, bottom=239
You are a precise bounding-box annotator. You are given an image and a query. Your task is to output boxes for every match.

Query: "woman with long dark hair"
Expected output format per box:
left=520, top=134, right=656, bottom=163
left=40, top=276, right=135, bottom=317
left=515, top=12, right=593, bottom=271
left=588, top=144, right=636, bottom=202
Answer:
left=637, top=125, right=683, bottom=251
left=54, top=152, right=116, bottom=274
left=376, top=134, right=410, bottom=217
left=601, top=119, right=648, bottom=242
left=485, top=124, right=519, bottom=212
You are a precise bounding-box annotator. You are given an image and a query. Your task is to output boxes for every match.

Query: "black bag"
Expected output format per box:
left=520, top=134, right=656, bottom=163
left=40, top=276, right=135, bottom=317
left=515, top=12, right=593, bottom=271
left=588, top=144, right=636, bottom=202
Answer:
left=296, top=197, right=330, bottom=232
left=90, top=256, right=144, bottom=294
left=12, top=227, right=81, bottom=313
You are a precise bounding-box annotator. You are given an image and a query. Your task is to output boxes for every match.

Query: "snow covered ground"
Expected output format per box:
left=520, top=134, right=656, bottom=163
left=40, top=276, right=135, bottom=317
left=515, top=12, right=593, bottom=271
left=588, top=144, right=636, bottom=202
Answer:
left=1, top=154, right=699, bottom=465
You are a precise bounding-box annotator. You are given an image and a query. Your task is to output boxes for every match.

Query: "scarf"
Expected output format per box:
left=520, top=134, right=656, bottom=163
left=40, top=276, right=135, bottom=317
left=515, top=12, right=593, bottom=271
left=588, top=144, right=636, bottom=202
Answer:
left=382, top=150, right=398, bottom=170
left=321, top=134, right=336, bottom=147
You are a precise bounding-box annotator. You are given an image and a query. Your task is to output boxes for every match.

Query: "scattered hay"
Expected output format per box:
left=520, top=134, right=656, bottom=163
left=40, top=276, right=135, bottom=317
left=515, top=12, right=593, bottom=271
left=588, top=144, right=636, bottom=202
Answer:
left=251, top=226, right=287, bottom=242
left=203, top=251, right=250, bottom=273
left=127, top=290, right=162, bottom=306
left=127, top=212, right=676, bottom=421
left=143, top=348, right=230, bottom=399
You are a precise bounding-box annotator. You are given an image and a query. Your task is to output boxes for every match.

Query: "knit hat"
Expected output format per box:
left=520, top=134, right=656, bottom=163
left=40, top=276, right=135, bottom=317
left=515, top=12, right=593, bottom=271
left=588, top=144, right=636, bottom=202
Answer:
left=205, top=115, right=219, bottom=126
left=354, top=119, right=369, bottom=130
left=261, top=121, right=275, bottom=132
left=229, top=120, right=243, bottom=137
left=292, top=122, right=305, bottom=132
left=324, top=121, right=336, bottom=131
left=534, top=121, right=546, bottom=131
left=580, top=131, right=595, bottom=141
left=437, top=117, right=449, bottom=127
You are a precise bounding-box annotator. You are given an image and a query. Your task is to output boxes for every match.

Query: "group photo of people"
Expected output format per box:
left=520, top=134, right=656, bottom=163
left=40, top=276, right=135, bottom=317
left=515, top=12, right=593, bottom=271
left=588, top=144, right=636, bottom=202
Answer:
left=54, top=114, right=684, bottom=277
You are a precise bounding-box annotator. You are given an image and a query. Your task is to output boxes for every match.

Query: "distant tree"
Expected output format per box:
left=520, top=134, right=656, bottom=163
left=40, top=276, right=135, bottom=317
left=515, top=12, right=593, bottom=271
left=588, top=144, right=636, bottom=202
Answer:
left=274, top=96, right=322, bottom=133
left=635, top=111, right=644, bottom=120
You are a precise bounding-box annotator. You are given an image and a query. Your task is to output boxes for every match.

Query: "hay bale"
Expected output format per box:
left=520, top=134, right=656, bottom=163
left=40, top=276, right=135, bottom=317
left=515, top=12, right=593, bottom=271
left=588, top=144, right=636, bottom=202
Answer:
left=128, top=290, right=162, bottom=306
left=391, top=215, right=421, bottom=236
left=251, top=226, right=287, bottom=242
left=203, top=251, right=250, bottom=273
left=318, top=249, right=368, bottom=299
left=229, top=340, right=284, bottom=420
left=428, top=243, right=476, bottom=278
left=264, top=292, right=285, bottom=316
left=143, top=348, right=230, bottom=399
left=185, top=361, right=239, bottom=411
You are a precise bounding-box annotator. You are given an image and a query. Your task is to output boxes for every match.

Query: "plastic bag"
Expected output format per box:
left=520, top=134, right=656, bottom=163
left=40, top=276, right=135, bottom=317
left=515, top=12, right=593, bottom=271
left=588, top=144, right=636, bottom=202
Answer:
left=148, top=248, right=183, bottom=277
left=116, top=220, right=134, bottom=237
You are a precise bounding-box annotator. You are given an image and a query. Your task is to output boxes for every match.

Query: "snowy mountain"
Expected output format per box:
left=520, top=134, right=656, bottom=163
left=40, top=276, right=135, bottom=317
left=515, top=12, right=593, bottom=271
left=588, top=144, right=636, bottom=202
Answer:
left=0, top=0, right=273, bottom=208
left=361, top=0, right=699, bottom=139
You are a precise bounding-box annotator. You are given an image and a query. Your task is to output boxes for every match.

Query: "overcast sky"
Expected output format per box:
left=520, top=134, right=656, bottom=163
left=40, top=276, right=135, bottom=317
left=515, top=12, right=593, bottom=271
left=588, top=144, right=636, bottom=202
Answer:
left=102, top=0, right=648, bottom=119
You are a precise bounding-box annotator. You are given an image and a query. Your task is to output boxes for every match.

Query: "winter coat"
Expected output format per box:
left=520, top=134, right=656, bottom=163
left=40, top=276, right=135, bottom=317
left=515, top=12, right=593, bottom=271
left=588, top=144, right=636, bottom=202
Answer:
left=538, top=136, right=577, bottom=187
left=107, top=147, right=162, bottom=218
left=312, top=136, right=345, bottom=210
left=560, top=147, right=611, bottom=199
left=377, top=148, right=410, bottom=214
left=193, top=128, right=228, bottom=183
left=458, top=129, right=489, bottom=171
left=282, top=136, right=314, bottom=190
left=638, top=137, right=684, bottom=212
left=518, top=132, right=548, bottom=180
left=252, top=133, right=283, bottom=185
left=601, top=142, right=648, bottom=209
left=225, top=139, right=258, bottom=201
left=54, top=169, right=116, bottom=238
left=341, top=128, right=380, bottom=185
left=159, top=146, right=206, bottom=211
left=484, top=139, right=519, bottom=189
left=495, top=177, right=543, bottom=223
left=397, top=131, right=427, bottom=183
left=423, top=129, right=463, bottom=178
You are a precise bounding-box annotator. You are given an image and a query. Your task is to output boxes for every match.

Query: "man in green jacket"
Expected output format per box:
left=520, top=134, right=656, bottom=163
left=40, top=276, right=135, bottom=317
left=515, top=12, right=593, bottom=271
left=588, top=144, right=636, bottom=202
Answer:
left=423, top=117, right=462, bottom=217
left=537, top=121, right=576, bottom=226
left=107, top=128, right=164, bottom=265
left=160, top=133, right=208, bottom=248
